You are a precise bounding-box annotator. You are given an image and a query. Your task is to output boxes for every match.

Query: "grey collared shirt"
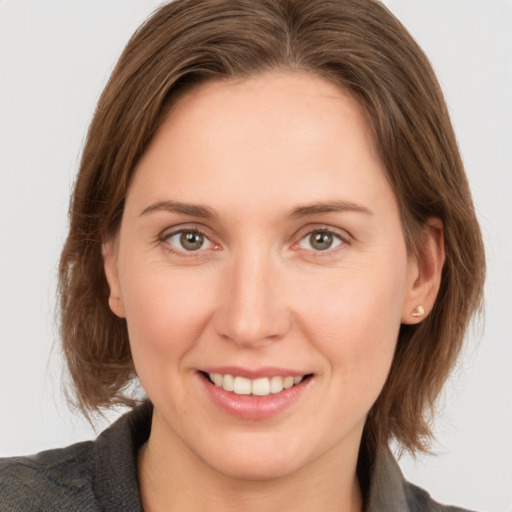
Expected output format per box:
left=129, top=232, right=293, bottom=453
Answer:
left=0, top=402, right=474, bottom=511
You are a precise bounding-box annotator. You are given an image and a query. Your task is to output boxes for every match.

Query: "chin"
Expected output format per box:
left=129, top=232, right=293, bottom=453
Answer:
left=211, top=457, right=299, bottom=482
left=200, top=436, right=306, bottom=482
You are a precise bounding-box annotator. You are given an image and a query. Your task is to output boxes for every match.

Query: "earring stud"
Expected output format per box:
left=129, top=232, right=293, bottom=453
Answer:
left=411, top=305, right=425, bottom=318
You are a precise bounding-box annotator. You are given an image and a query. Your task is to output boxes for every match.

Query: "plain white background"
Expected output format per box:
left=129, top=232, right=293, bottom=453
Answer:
left=0, top=1, right=511, bottom=510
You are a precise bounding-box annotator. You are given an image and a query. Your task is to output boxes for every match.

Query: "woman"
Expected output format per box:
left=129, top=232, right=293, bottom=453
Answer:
left=0, top=0, right=486, bottom=510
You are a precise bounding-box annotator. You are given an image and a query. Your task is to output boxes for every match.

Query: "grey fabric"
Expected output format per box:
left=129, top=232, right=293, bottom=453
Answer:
left=367, top=446, right=474, bottom=512
left=0, top=403, right=474, bottom=511
left=0, top=402, right=151, bottom=512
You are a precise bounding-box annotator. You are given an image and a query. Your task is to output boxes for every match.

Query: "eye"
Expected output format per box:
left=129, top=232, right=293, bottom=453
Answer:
left=165, top=229, right=213, bottom=252
left=298, top=229, right=344, bottom=252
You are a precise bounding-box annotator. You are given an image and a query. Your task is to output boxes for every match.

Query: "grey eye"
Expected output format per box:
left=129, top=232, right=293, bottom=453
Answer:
left=180, top=232, right=204, bottom=251
left=298, top=230, right=343, bottom=251
left=167, top=230, right=212, bottom=251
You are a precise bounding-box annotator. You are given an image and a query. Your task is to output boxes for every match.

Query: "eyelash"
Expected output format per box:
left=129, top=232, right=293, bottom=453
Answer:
left=158, top=225, right=349, bottom=258
left=158, top=226, right=214, bottom=258
left=294, top=228, right=347, bottom=255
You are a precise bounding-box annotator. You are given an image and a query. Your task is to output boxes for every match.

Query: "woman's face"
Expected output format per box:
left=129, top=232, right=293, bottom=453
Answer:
left=104, top=71, right=422, bottom=479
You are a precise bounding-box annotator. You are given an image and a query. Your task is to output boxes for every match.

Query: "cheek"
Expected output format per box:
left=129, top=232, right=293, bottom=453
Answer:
left=297, top=262, right=406, bottom=400
left=119, top=264, right=216, bottom=384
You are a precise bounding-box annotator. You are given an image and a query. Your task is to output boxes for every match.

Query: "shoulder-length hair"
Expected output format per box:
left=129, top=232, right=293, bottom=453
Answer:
left=59, top=0, right=485, bottom=453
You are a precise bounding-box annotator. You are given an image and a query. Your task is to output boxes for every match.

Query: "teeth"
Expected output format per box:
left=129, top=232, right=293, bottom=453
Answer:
left=233, top=376, right=252, bottom=395
left=212, top=373, right=223, bottom=387
left=223, top=374, right=234, bottom=391
left=283, top=376, right=294, bottom=389
left=269, top=375, right=284, bottom=393
left=208, top=373, right=305, bottom=396
left=252, top=377, right=270, bottom=396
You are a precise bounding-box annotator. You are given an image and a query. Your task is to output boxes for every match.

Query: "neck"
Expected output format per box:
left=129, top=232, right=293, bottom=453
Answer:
left=137, top=412, right=363, bottom=512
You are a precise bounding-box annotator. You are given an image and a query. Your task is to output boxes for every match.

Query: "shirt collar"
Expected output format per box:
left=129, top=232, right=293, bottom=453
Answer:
left=366, top=445, right=410, bottom=511
left=92, top=401, right=411, bottom=512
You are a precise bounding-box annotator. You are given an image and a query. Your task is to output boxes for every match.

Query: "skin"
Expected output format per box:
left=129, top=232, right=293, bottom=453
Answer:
left=103, top=71, right=444, bottom=512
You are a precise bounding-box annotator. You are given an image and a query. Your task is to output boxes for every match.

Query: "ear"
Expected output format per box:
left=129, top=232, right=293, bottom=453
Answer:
left=401, top=218, right=445, bottom=324
left=102, top=238, right=126, bottom=318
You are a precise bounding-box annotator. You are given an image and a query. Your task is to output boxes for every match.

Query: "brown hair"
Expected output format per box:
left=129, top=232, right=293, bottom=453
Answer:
left=59, top=0, right=485, bottom=453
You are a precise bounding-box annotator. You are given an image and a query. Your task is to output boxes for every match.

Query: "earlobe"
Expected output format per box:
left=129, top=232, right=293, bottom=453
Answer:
left=102, top=239, right=126, bottom=318
left=401, top=218, right=445, bottom=325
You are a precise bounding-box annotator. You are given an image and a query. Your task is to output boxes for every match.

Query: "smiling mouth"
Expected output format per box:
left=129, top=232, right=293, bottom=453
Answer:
left=203, top=372, right=311, bottom=397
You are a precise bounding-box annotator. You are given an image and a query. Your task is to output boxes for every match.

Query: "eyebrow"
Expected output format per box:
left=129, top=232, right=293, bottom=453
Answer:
left=139, top=199, right=372, bottom=220
left=287, top=200, right=373, bottom=218
left=139, top=200, right=217, bottom=219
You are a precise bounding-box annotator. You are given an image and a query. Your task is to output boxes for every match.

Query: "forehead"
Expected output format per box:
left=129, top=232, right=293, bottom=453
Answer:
left=163, top=71, right=376, bottom=157
left=127, top=71, right=395, bottom=221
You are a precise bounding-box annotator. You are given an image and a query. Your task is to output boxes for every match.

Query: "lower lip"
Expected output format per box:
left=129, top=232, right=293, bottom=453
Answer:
left=200, top=374, right=311, bottom=420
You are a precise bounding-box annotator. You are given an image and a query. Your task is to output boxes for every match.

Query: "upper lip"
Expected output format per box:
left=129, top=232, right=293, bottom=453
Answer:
left=199, top=366, right=309, bottom=379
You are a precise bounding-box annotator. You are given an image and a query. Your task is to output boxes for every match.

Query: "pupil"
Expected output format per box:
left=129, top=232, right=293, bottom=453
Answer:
left=180, top=232, right=203, bottom=250
left=311, top=232, right=332, bottom=250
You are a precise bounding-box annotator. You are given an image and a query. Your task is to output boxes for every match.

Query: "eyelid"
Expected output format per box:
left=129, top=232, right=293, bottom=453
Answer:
left=158, top=224, right=219, bottom=255
left=156, top=223, right=351, bottom=257
left=291, top=225, right=352, bottom=253
left=168, top=230, right=213, bottom=250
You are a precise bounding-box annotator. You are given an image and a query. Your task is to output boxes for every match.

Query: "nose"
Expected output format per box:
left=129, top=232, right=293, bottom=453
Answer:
left=213, top=247, right=292, bottom=348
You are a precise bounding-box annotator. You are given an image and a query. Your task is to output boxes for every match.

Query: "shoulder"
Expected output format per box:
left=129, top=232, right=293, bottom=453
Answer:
left=367, top=445, right=477, bottom=512
left=0, top=402, right=151, bottom=512
left=403, top=480, right=476, bottom=512
left=0, top=441, right=101, bottom=512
